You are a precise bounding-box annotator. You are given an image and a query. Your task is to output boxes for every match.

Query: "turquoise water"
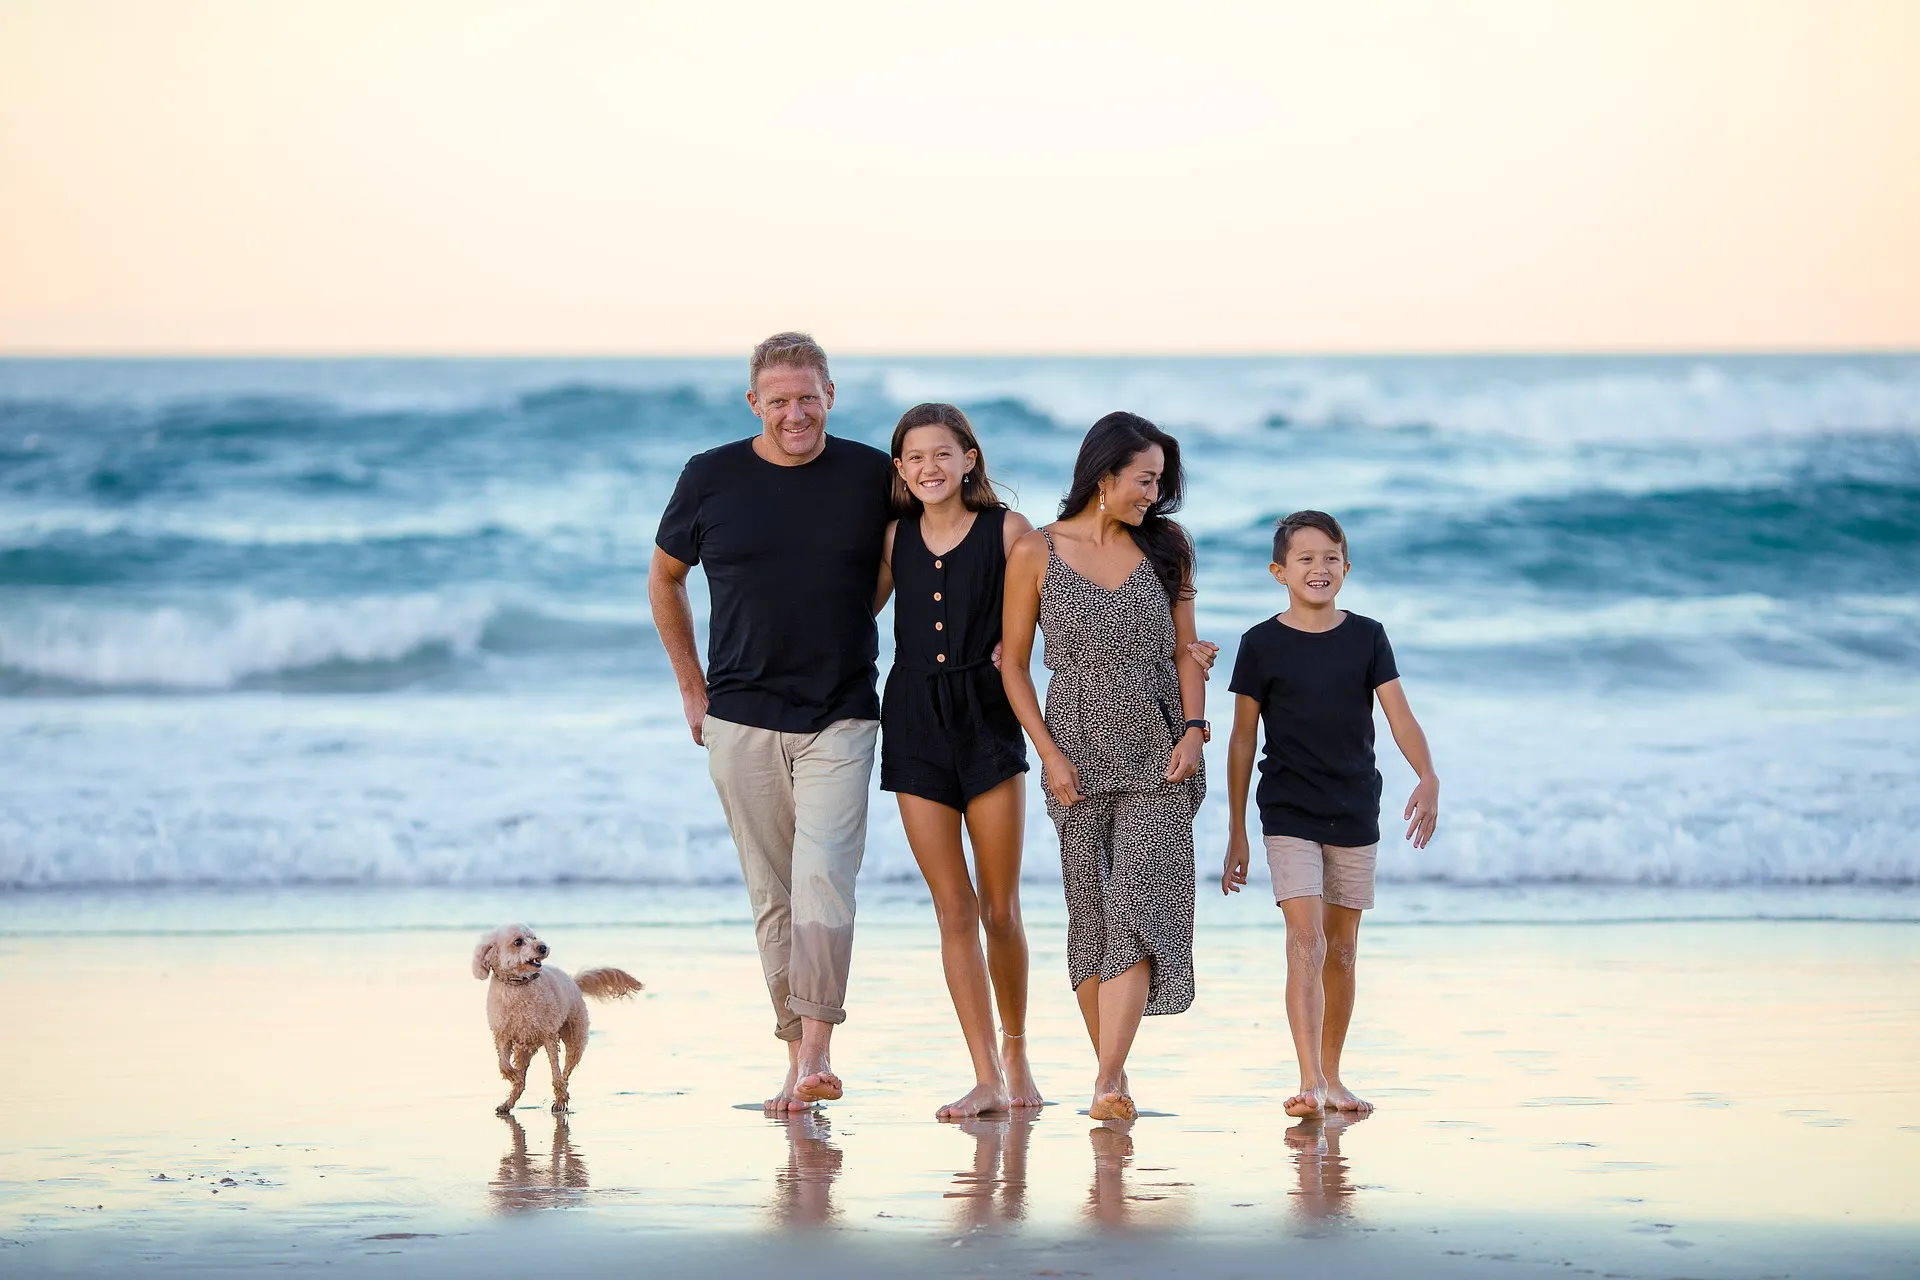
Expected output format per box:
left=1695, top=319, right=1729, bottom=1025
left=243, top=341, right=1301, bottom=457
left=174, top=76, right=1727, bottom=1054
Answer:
left=3, top=355, right=1917, bottom=891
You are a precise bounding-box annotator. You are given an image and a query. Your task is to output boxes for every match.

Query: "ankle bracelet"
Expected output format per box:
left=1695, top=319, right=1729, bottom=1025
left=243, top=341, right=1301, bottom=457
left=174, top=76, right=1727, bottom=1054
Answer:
left=1001, top=1029, right=1025, bottom=1039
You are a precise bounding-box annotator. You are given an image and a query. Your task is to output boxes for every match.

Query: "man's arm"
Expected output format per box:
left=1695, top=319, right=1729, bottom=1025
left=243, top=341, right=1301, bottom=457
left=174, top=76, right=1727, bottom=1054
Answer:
left=1376, top=678, right=1438, bottom=848
left=648, top=546, right=709, bottom=746
left=1221, top=693, right=1262, bottom=894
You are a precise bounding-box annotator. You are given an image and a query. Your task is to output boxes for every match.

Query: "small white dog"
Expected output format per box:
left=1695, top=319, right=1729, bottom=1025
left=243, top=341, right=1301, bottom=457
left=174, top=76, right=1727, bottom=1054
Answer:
left=471, top=924, right=643, bottom=1114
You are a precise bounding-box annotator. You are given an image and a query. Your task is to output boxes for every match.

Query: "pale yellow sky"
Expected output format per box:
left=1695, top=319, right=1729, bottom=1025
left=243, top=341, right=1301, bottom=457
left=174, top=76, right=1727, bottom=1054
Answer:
left=1, top=0, right=1915, bottom=354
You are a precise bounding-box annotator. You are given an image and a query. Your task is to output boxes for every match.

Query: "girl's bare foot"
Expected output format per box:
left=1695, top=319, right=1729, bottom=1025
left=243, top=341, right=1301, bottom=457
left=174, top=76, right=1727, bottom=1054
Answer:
left=1002, top=1032, right=1044, bottom=1109
left=1284, top=1087, right=1324, bottom=1118
left=937, top=1080, right=1011, bottom=1120
left=1324, top=1080, right=1372, bottom=1114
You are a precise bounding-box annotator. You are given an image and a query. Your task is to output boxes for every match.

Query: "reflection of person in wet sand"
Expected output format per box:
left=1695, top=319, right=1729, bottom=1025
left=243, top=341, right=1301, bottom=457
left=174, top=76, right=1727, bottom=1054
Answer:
left=1286, top=1110, right=1367, bottom=1222
left=489, top=1113, right=588, bottom=1215
left=770, top=1111, right=844, bottom=1228
left=944, top=1114, right=1033, bottom=1230
left=1084, top=1120, right=1137, bottom=1227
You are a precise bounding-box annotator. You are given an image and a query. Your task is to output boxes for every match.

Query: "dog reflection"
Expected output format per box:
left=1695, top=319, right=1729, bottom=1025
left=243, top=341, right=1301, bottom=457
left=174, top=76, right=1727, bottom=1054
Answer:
left=1286, top=1110, right=1368, bottom=1222
left=490, top=1112, right=589, bottom=1214
left=943, top=1115, right=1033, bottom=1229
left=770, top=1110, right=843, bottom=1227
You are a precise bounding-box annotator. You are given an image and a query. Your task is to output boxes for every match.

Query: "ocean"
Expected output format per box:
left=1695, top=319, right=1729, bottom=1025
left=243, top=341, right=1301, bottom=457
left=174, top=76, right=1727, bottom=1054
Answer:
left=3, top=355, right=1917, bottom=903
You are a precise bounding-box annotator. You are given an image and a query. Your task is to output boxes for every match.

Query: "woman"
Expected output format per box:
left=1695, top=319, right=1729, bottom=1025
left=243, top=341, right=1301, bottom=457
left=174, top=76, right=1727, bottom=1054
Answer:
left=879, top=402, right=1042, bottom=1119
left=1000, top=411, right=1209, bottom=1122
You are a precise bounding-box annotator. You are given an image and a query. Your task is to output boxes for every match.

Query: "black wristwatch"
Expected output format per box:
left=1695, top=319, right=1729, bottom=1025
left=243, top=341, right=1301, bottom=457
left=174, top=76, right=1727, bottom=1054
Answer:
left=1184, top=718, right=1210, bottom=742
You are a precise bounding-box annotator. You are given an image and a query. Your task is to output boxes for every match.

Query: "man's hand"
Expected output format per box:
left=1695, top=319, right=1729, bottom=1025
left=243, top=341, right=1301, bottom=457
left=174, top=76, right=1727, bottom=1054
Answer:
left=1403, top=775, right=1439, bottom=848
left=682, top=685, right=710, bottom=747
left=1221, top=829, right=1250, bottom=895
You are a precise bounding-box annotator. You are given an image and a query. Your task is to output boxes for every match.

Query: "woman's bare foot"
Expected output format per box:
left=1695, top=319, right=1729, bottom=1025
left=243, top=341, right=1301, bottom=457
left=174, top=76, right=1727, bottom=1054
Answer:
left=937, top=1080, right=1011, bottom=1120
left=1324, top=1080, right=1372, bottom=1114
left=1088, top=1090, right=1137, bottom=1121
left=795, top=1057, right=843, bottom=1104
left=1002, top=1033, right=1044, bottom=1109
left=1284, top=1087, right=1324, bottom=1118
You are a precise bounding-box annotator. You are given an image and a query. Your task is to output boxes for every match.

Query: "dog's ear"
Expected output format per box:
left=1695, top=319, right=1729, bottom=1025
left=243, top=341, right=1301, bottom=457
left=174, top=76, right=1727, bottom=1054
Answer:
left=471, top=936, right=496, bottom=980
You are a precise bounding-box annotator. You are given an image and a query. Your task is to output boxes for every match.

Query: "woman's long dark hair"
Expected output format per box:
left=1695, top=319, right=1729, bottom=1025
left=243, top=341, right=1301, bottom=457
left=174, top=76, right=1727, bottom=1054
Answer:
left=1059, top=411, right=1194, bottom=602
left=888, top=403, right=1007, bottom=517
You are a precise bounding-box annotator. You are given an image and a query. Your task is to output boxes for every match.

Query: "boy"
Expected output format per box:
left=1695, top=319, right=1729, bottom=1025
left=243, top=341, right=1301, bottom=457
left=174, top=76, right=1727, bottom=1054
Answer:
left=1221, top=510, right=1438, bottom=1118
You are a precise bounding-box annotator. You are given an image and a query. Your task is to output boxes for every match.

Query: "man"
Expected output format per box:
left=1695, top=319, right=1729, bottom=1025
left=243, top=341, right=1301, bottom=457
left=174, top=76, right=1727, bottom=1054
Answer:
left=649, top=332, right=894, bottom=1111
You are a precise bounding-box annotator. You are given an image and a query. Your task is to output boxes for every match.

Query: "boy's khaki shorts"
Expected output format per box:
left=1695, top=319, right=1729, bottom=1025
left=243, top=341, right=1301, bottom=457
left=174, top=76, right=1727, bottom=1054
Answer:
left=1264, top=834, right=1378, bottom=910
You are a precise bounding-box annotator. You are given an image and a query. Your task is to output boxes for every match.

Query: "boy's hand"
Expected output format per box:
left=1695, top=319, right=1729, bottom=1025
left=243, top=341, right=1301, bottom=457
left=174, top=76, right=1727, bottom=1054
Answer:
left=1404, top=776, right=1439, bottom=849
left=1221, top=830, right=1250, bottom=895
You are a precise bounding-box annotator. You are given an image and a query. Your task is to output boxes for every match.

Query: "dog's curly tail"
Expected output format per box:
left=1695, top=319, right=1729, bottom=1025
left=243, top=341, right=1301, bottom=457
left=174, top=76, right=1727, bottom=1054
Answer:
left=575, top=968, right=644, bottom=1001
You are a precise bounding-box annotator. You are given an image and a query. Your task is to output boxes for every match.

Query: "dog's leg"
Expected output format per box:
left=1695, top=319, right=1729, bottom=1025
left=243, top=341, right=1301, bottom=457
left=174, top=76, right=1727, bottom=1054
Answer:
left=545, top=1037, right=570, bottom=1113
left=497, top=1044, right=534, bottom=1115
left=560, top=1011, right=588, bottom=1099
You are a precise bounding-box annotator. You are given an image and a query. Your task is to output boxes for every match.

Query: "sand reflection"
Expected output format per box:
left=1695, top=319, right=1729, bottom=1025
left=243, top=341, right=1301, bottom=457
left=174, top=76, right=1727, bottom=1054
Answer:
left=942, top=1115, right=1033, bottom=1229
left=1085, top=1120, right=1194, bottom=1229
left=489, top=1113, right=589, bottom=1214
left=1286, top=1111, right=1368, bottom=1223
left=769, top=1111, right=843, bottom=1227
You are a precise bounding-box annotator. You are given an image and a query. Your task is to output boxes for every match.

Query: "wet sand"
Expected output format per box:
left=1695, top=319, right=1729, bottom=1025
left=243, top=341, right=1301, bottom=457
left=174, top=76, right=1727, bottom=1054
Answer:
left=1, top=890, right=1917, bottom=1277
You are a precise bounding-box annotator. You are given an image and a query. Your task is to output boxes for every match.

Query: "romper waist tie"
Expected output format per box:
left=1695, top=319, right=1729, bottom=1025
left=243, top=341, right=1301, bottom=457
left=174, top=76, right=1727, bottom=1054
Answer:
left=892, top=655, right=996, bottom=731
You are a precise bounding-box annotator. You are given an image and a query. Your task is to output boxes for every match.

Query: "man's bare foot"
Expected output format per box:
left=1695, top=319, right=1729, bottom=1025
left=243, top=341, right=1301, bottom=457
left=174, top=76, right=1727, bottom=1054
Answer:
left=937, top=1080, right=1010, bottom=1120
left=1088, top=1090, right=1137, bottom=1121
left=1284, top=1087, right=1324, bottom=1118
left=795, top=1058, right=843, bottom=1104
left=1324, top=1081, right=1372, bottom=1114
left=1002, top=1033, right=1044, bottom=1109
left=764, top=1057, right=810, bottom=1113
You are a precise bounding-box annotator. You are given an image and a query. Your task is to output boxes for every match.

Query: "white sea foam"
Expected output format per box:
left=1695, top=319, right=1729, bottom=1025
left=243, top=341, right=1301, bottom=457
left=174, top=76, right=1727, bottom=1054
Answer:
left=0, top=594, right=501, bottom=688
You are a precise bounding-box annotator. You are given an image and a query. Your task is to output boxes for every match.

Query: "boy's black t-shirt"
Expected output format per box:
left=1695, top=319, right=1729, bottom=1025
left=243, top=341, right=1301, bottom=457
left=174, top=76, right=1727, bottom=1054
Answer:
left=1228, top=612, right=1400, bottom=847
left=655, top=435, right=893, bottom=733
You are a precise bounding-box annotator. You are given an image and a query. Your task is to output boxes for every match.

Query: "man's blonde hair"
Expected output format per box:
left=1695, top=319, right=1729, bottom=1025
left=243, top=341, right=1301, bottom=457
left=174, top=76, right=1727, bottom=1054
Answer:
left=750, top=332, right=831, bottom=392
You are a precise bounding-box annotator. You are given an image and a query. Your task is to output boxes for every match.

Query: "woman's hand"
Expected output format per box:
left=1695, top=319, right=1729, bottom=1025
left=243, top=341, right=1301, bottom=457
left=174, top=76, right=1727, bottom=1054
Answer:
left=1165, top=726, right=1205, bottom=784
left=1042, top=746, right=1084, bottom=808
left=1186, top=640, right=1220, bottom=680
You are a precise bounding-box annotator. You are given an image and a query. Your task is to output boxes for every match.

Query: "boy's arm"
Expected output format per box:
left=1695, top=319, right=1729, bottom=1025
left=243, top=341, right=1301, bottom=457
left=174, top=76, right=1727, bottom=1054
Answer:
left=1376, top=678, right=1438, bottom=848
left=1221, top=693, right=1262, bottom=894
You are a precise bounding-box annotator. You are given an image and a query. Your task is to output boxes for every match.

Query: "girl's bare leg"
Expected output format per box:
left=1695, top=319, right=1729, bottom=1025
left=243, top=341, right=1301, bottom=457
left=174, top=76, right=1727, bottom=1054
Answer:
left=900, top=793, right=1009, bottom=1118
left=965, top=776, right=1042, bottom=1107
left=1281, top=895, right=1329, bottom=1117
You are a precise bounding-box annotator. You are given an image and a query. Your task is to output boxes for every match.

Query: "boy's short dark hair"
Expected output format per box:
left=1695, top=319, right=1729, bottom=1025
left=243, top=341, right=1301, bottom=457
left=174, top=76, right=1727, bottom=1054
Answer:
left=1273, top=510, right=1348, bottom=562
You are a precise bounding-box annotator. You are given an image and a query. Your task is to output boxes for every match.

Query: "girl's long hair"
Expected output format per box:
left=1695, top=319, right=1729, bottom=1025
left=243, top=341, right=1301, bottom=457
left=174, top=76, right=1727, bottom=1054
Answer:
left=888, top=403, right=1007, bottom=517
left=1058, top=411, right=1195, bottom=602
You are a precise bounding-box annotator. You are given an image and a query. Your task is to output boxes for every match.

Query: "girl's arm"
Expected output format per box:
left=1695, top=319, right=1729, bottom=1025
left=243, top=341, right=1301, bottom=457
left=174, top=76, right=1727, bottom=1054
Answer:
left=1220, top=693, right=1261, bottom=894
left=1376, top=678, right=1438, bottom=848
left=872, top=519, right=897, bottom=616
left=1000, top=530, right=1081, bottom=806
left=1164, top=577, right=1206, bottom=783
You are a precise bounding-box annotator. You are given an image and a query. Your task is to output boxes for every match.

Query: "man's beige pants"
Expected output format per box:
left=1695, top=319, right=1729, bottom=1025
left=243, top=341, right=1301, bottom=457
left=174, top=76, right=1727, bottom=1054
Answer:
left=704, top=714, right=878, bottom=1042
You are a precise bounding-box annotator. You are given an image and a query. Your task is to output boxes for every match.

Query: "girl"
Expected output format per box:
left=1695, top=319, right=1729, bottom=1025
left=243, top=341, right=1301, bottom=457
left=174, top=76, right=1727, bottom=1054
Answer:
left=879, top=403, right=1041, bottom=1119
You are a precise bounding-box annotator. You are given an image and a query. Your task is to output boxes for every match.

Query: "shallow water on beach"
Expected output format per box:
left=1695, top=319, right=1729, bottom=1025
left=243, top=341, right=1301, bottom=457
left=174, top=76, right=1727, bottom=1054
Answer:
left=1, top=895, right=1916, bottom=1276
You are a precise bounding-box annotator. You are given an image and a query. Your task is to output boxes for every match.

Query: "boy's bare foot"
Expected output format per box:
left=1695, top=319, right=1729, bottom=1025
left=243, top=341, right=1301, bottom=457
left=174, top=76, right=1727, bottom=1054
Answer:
left=795, top=1057, right=843, bottom=1104
left=1002, top=1033, right=1044, bottom=1109
left=1088, top=1090, right=1137, bottom=1121
left=1284, top=1087, right=1324, bottom=1118
left=1324, top=1081, right=1372, bottom=1114
left=937, top=1080, right=1010, bottom=1119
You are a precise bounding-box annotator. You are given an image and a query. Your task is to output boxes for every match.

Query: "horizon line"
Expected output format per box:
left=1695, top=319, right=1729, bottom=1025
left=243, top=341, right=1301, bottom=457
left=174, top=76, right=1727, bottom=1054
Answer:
left=3, top=345, right=1918, bottom=362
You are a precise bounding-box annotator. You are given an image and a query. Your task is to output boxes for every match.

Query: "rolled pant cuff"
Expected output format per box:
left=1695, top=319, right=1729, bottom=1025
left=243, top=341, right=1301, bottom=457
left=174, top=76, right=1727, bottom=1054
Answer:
left=786, top=996, right=846, bottom=1025
left=773, top=1020, right=803, bottom=1043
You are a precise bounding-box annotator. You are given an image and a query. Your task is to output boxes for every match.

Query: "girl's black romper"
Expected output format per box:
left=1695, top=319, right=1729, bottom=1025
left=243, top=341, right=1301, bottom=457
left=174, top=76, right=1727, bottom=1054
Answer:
left=880, top=506, right=1030, bottom=809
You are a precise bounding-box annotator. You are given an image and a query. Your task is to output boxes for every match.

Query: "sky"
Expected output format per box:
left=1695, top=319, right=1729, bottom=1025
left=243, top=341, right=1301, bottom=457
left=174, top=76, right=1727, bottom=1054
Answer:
left=1, top=0, right=1916, bottom=354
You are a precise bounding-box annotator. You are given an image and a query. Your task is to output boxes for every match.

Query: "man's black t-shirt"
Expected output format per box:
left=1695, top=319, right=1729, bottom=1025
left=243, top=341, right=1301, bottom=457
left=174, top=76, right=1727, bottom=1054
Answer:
left=655, top=435, right=893, bottom=733
left=1228, top=612, right=1400, bottom=846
